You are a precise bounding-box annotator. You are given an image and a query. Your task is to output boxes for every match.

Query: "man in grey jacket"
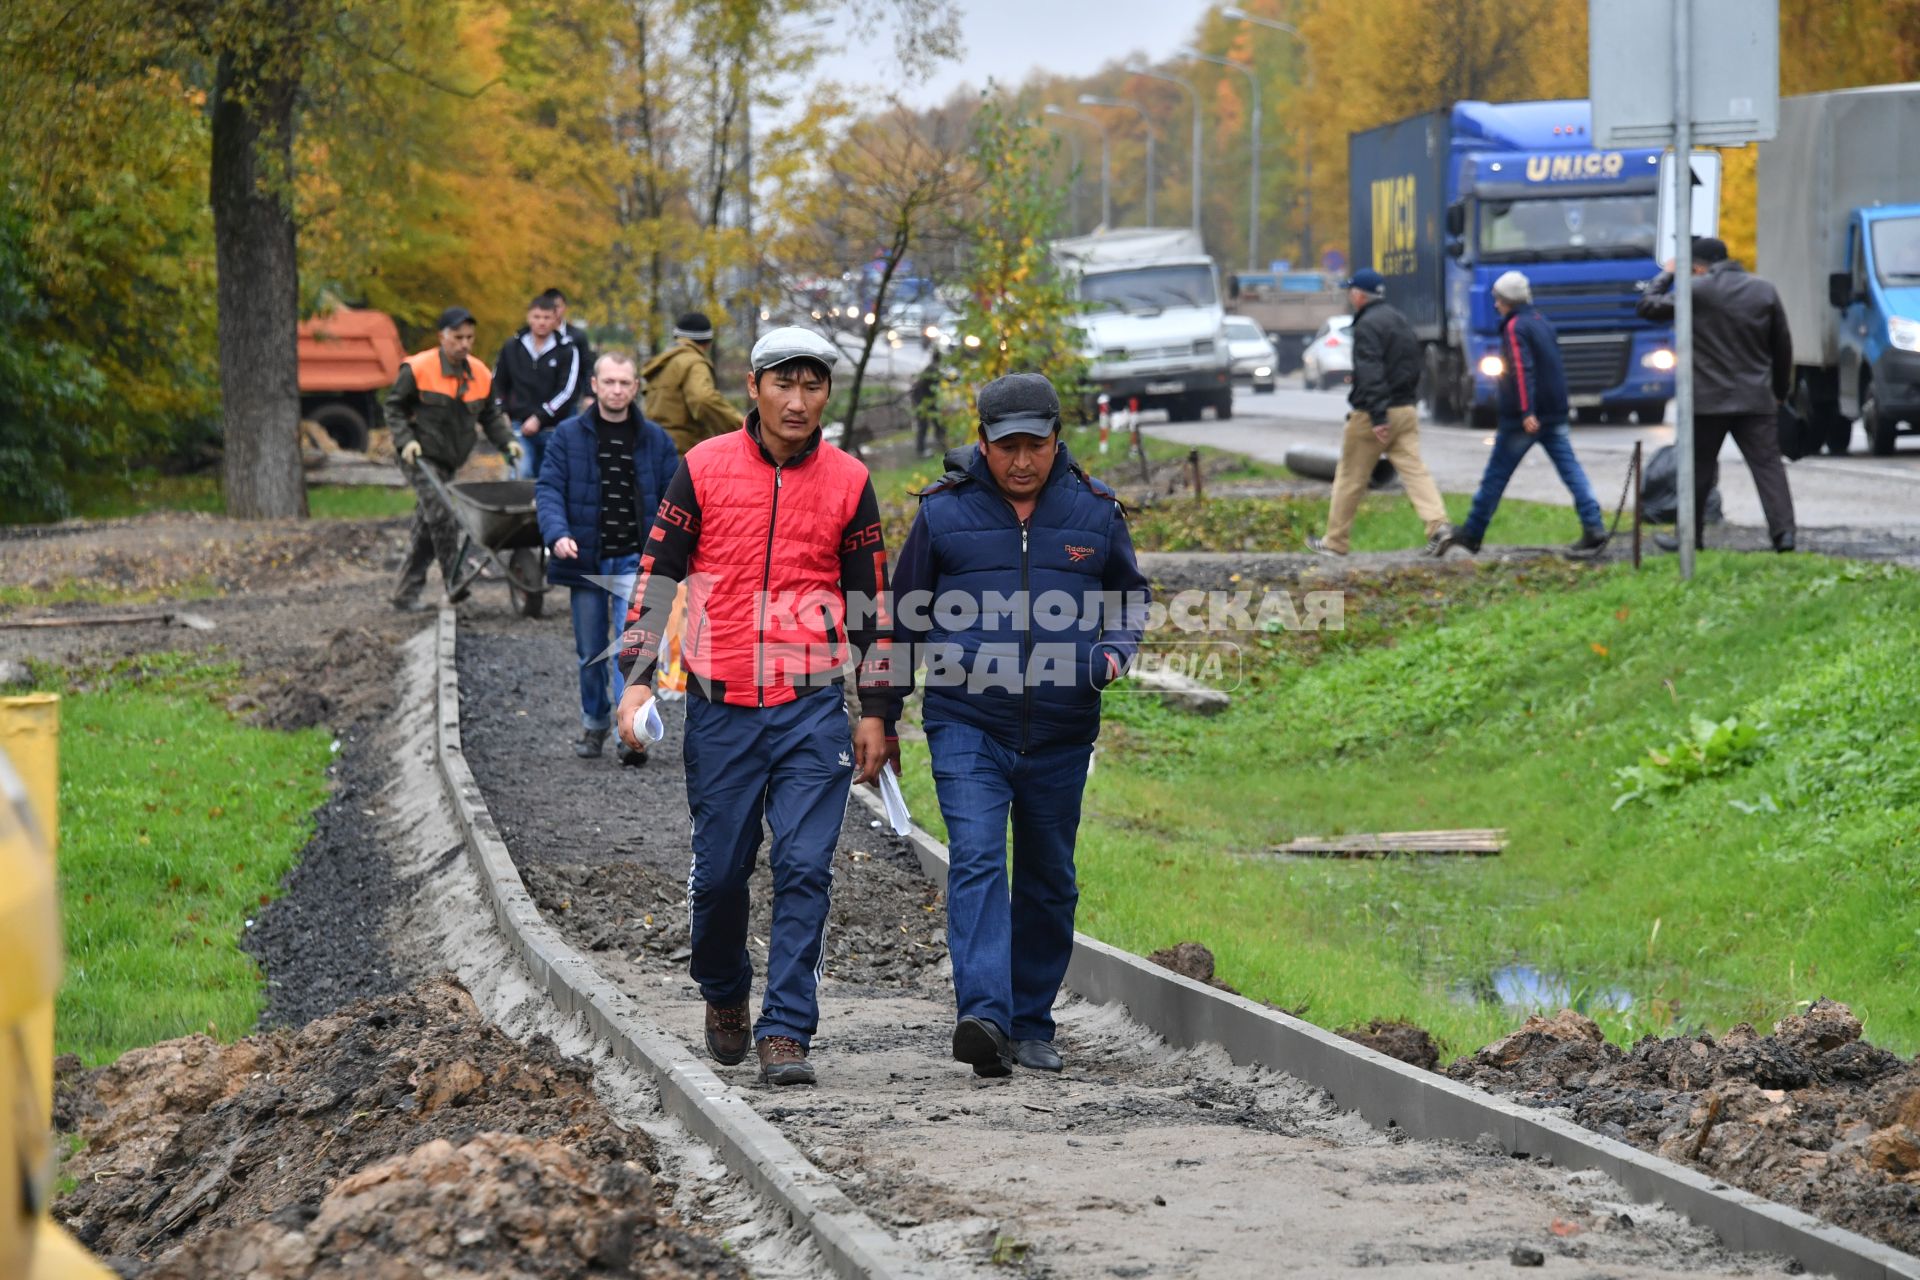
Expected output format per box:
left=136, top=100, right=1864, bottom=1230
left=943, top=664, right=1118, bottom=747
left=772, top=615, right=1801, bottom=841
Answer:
left=1637, top=237, right=1797, bottom=552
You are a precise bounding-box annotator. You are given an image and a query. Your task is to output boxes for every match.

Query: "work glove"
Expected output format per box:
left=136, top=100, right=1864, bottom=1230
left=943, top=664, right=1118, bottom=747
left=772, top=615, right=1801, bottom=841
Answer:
left=505, top=440, right=525, bottom=466
left=400, top=441, right=422, bottom=466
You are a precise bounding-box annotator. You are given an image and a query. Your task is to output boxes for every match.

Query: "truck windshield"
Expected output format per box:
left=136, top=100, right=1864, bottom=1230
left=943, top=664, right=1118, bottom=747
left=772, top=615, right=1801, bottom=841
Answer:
left=1078, top=264, right=1218, bottom=313
left=1871, top=217, right=1920, bottom=285
left=1477, top=194, right=1657, bottom=262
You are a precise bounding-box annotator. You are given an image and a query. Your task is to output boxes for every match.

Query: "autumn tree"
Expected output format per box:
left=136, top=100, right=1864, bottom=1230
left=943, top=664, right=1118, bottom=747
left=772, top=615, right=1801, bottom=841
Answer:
left=777, top=102, right=980, bottom=452
left=933, top=94, right=1087, bottom=444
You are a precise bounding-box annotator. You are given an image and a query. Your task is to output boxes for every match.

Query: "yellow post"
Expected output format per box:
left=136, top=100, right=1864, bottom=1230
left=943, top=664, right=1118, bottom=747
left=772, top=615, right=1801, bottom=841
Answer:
left=0, top=694, right=58, bottom=1128
left=0, top=693, right=112, bottom=1278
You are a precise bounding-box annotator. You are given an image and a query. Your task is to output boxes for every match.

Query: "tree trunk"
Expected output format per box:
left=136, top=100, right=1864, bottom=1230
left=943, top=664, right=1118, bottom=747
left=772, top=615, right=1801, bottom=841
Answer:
left=842, top=233, right=907, bottom=455
left=210, top=42, right=307, bottom=519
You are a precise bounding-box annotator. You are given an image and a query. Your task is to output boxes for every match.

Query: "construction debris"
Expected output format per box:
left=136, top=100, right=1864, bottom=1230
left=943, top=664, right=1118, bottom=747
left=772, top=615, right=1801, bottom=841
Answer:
left=1124, top=664, right=1231, bottom=714
left=0, top=610, right=215, bottom=632
left=1272, top=828, right=1507, bottom=857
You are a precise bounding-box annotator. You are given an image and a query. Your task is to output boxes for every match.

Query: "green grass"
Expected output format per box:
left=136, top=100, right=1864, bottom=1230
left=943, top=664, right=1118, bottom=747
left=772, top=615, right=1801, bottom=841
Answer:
left=0, top=576, right=220, bottom=610
left=896, top=555, right=1920, bottom=1058
left=20, top=467, right=414, bottom=524
left=308, top=485, right=415, bottom=520
left=41, top=656, right=333, bottom=1063
left=1126, top=491, right=1584, bottom=554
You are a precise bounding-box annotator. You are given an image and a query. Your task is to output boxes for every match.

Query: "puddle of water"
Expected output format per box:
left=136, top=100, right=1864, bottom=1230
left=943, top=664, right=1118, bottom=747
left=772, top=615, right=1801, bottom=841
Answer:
left=1453, top=963, right=1634, bottom=1014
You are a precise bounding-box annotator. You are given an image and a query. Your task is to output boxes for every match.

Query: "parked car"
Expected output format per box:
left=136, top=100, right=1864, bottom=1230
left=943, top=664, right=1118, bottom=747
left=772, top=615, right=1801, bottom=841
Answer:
left=1225, top=316, right=1278, bottom=393
left=1301, top=315, right=1354, bottom=390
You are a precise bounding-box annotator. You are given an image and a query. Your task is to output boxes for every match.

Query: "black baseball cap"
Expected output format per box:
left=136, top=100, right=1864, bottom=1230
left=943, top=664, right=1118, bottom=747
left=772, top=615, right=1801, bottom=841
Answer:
left=436, top=306, right=476, bottom=330
left=977, top=372, right=1062, bottom=441
left=1692, top=236, right=1729, bottom=264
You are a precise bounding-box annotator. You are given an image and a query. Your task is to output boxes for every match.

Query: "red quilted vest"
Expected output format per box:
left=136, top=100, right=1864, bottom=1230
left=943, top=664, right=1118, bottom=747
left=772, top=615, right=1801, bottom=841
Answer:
left=681, top=424, right=869, bottom=706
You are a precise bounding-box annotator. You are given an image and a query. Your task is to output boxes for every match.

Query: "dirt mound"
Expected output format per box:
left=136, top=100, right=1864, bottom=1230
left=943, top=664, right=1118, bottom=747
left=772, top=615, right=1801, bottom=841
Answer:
left=1448, top=999, right=1920, bottom=1255
left=1148, top=941, right=1242, bottom=995
left=55, top=977, right=739, bottom=1279
left=140, top=1134, right=719, bottom=1280
left=1340, top=1019, right=1441, bottom=1071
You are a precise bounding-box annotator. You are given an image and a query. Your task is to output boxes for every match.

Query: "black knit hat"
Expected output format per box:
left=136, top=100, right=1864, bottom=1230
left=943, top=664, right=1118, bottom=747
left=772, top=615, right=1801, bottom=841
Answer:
left=673, top=312, right=716, bottom=341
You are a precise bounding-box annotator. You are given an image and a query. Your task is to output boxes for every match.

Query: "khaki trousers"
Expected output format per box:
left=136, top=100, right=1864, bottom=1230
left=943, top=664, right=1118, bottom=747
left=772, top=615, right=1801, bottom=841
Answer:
left=1322, top=405, right=1448, bottom=553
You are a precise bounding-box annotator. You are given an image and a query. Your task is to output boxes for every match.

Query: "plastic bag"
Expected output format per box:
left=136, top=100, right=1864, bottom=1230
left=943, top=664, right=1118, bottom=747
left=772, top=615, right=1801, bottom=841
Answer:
left=1641, top=444, right=1723, bottom=526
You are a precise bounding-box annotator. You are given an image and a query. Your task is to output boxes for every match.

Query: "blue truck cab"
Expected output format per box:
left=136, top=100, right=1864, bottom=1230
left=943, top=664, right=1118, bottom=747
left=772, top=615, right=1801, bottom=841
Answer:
left=1350, top=100, right=1677, bottom=427
left=1831, top=209, right=1920, bottom=453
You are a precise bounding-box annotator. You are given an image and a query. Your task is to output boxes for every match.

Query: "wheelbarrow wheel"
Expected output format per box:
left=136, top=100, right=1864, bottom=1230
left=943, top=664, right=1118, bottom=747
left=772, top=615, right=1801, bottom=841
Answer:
left=507, top=548, right=545, bottom=618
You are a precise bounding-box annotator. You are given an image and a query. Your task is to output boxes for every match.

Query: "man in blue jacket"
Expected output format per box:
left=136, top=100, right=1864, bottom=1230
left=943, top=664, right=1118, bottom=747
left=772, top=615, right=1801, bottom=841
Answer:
left=1441, top=271, right=1609, bottom=555
left=536, top=352, right=679, bottom=762
left=887, top=372, right=1151, bottom=1078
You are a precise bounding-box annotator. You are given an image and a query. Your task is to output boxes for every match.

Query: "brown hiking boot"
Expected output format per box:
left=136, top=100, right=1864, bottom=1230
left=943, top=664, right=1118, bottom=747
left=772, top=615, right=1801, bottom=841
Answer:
left=705, top=1001, right=750, bottom=1066
left=756, top=1035, right=815, bottom=1087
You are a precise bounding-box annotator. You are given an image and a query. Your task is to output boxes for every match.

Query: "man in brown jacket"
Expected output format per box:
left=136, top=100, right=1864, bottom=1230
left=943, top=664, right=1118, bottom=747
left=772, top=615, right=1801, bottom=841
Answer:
left=641, top=312, right=744, bottom=453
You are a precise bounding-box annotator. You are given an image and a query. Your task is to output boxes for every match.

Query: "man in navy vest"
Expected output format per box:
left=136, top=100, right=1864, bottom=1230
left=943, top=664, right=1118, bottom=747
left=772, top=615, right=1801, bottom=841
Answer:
left=887, top=372, right=1151, bottom=1077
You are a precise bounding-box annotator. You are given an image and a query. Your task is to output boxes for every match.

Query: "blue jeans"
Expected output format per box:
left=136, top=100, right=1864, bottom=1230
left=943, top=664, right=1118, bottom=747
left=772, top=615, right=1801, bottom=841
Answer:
left=1462, top=418, right=1604, bottom=540
left=683, top=688, right=852, bottom=1048
left=926, top=720, right=1092, bottom=1042
left=567, top=554, right=638, bottom=730
left=514, top=427, right=550, bottom=480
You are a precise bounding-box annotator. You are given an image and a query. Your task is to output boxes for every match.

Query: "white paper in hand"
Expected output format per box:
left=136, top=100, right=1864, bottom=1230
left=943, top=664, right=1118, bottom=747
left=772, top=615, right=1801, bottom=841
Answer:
left=631, top=699, right=666, bottom=744
left=876, top=766, right=912, bottom=836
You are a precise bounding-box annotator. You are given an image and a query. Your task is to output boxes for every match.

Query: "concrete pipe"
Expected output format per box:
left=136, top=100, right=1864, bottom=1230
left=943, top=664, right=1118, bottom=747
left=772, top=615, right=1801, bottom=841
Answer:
left=1284, top=445, right=1396, bottom=489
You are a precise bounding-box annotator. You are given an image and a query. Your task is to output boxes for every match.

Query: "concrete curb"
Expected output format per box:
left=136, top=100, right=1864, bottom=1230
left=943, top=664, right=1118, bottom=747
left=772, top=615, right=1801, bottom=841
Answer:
left=848, top=783, right=1920, bottom=1280
left=432, top=611, right=945, bottom=1280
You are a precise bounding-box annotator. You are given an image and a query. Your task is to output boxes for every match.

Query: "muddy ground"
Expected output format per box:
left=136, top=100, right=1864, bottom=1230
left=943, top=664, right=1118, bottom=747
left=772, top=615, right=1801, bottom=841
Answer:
left=1450, top=1005, right=1920, bottom=1256
left=455, top=616, right=1797, bottom=1278
left=54, top=978, right=741, bottom=1279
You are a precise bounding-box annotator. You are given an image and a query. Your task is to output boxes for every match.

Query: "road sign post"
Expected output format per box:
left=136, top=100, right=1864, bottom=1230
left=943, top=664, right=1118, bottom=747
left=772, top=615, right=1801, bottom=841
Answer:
left=1590, top=0, right=1778, bottom=581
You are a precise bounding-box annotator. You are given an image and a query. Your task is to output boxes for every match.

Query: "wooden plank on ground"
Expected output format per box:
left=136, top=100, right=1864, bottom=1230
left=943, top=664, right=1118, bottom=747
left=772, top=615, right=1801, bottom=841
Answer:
left=1270, top=828, right=1507, bottom=857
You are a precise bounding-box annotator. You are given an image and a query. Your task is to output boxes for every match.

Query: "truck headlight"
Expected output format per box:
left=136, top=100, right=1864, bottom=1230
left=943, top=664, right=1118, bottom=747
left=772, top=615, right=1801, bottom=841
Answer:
left=1641, top=348, right=1676, bottom=371
left=1890, top=316, right=1920, bottom=353
left=1478, top=354, right=1505, bottom=378
left=1254, top=366, right=1272, bottom=378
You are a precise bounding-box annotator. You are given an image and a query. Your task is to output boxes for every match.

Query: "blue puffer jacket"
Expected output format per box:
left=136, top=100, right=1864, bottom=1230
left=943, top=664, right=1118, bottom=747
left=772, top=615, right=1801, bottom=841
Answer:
left=889, top=443, right=1151, bottom=752
left=535, top=408, right=680, bottom=589
left=1496, top=303, right=1570, bottom=425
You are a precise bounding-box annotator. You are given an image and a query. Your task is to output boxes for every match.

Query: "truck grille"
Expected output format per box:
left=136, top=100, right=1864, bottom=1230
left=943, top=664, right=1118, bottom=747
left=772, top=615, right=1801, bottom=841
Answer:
left=1555, top=333, right=1630, bottom=396
left=1531, top=280, right=1645, bottom=328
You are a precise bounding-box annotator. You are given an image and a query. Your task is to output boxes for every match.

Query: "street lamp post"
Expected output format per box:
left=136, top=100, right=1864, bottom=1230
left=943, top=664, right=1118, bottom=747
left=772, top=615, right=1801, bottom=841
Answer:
left=1078, top=94, right=1156, bottom=225
left=1222, top=7, right=1314, bottom=270
left=1043, top=124, right=1084, bottom=233
left=1124, top=65, right=1201, bottom=232
left=1180, top=46, right=1261, bottom=273
left=1044, top=105, right=1110, bottom=231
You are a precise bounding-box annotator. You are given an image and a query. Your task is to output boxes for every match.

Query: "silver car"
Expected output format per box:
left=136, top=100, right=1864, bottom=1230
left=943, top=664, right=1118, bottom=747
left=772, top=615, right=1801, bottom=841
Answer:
left=1301, top=315, right=1353, bottom=390
left=1224, top=316, right=1278, bottom=393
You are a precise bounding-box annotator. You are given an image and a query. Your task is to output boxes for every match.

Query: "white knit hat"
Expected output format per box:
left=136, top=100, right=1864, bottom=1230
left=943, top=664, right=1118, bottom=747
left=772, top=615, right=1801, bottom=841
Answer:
left=1492, top=270, right=1532, bottom=303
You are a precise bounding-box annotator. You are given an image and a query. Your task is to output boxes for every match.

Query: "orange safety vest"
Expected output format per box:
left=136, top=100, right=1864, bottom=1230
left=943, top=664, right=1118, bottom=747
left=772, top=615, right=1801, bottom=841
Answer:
left=404, top=349, right=494, bottom=405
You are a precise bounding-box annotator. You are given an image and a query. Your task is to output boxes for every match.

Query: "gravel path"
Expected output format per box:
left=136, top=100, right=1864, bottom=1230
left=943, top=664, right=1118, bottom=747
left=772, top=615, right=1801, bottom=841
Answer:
left=456, top=613, right=1792, bottom=1278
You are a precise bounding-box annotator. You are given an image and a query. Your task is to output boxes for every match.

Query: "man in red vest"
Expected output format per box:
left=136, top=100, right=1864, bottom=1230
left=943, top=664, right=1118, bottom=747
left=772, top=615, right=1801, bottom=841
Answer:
left=616, top=327, right=894, bottom=1087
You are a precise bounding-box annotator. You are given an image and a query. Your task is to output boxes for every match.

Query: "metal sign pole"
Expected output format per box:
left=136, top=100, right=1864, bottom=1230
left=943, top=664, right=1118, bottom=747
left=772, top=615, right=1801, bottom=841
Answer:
left=1672, top=0, right=1697, bottom=581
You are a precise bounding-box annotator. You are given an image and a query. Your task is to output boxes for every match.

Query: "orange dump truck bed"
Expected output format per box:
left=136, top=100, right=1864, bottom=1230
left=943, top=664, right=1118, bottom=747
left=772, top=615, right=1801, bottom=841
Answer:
left=297, top=308, right=406, bottom=393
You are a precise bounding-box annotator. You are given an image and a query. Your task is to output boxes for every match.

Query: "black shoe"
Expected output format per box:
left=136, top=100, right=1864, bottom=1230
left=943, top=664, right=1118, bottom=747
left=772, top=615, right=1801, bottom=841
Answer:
left=1773, top=530, right=1796, bottom=553
left=1571, top=526, right=1610, bottom=553
left=391, top=594, right=430, bottom=613
left=1012, top=1039, right=1063, bottom=1072
left=1651, top=531, right=1702, bottom=553
left=574, top=728, right=607, bottom=758
left=952, top=1016, right=1012, bottom=1078
left=1437, top=530, right=1481, bottom=556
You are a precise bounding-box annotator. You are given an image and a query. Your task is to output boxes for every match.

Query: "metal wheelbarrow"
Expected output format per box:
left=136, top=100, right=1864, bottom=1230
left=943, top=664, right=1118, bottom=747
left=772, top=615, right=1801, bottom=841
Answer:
left=413, top=467, right=548, bottom=618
